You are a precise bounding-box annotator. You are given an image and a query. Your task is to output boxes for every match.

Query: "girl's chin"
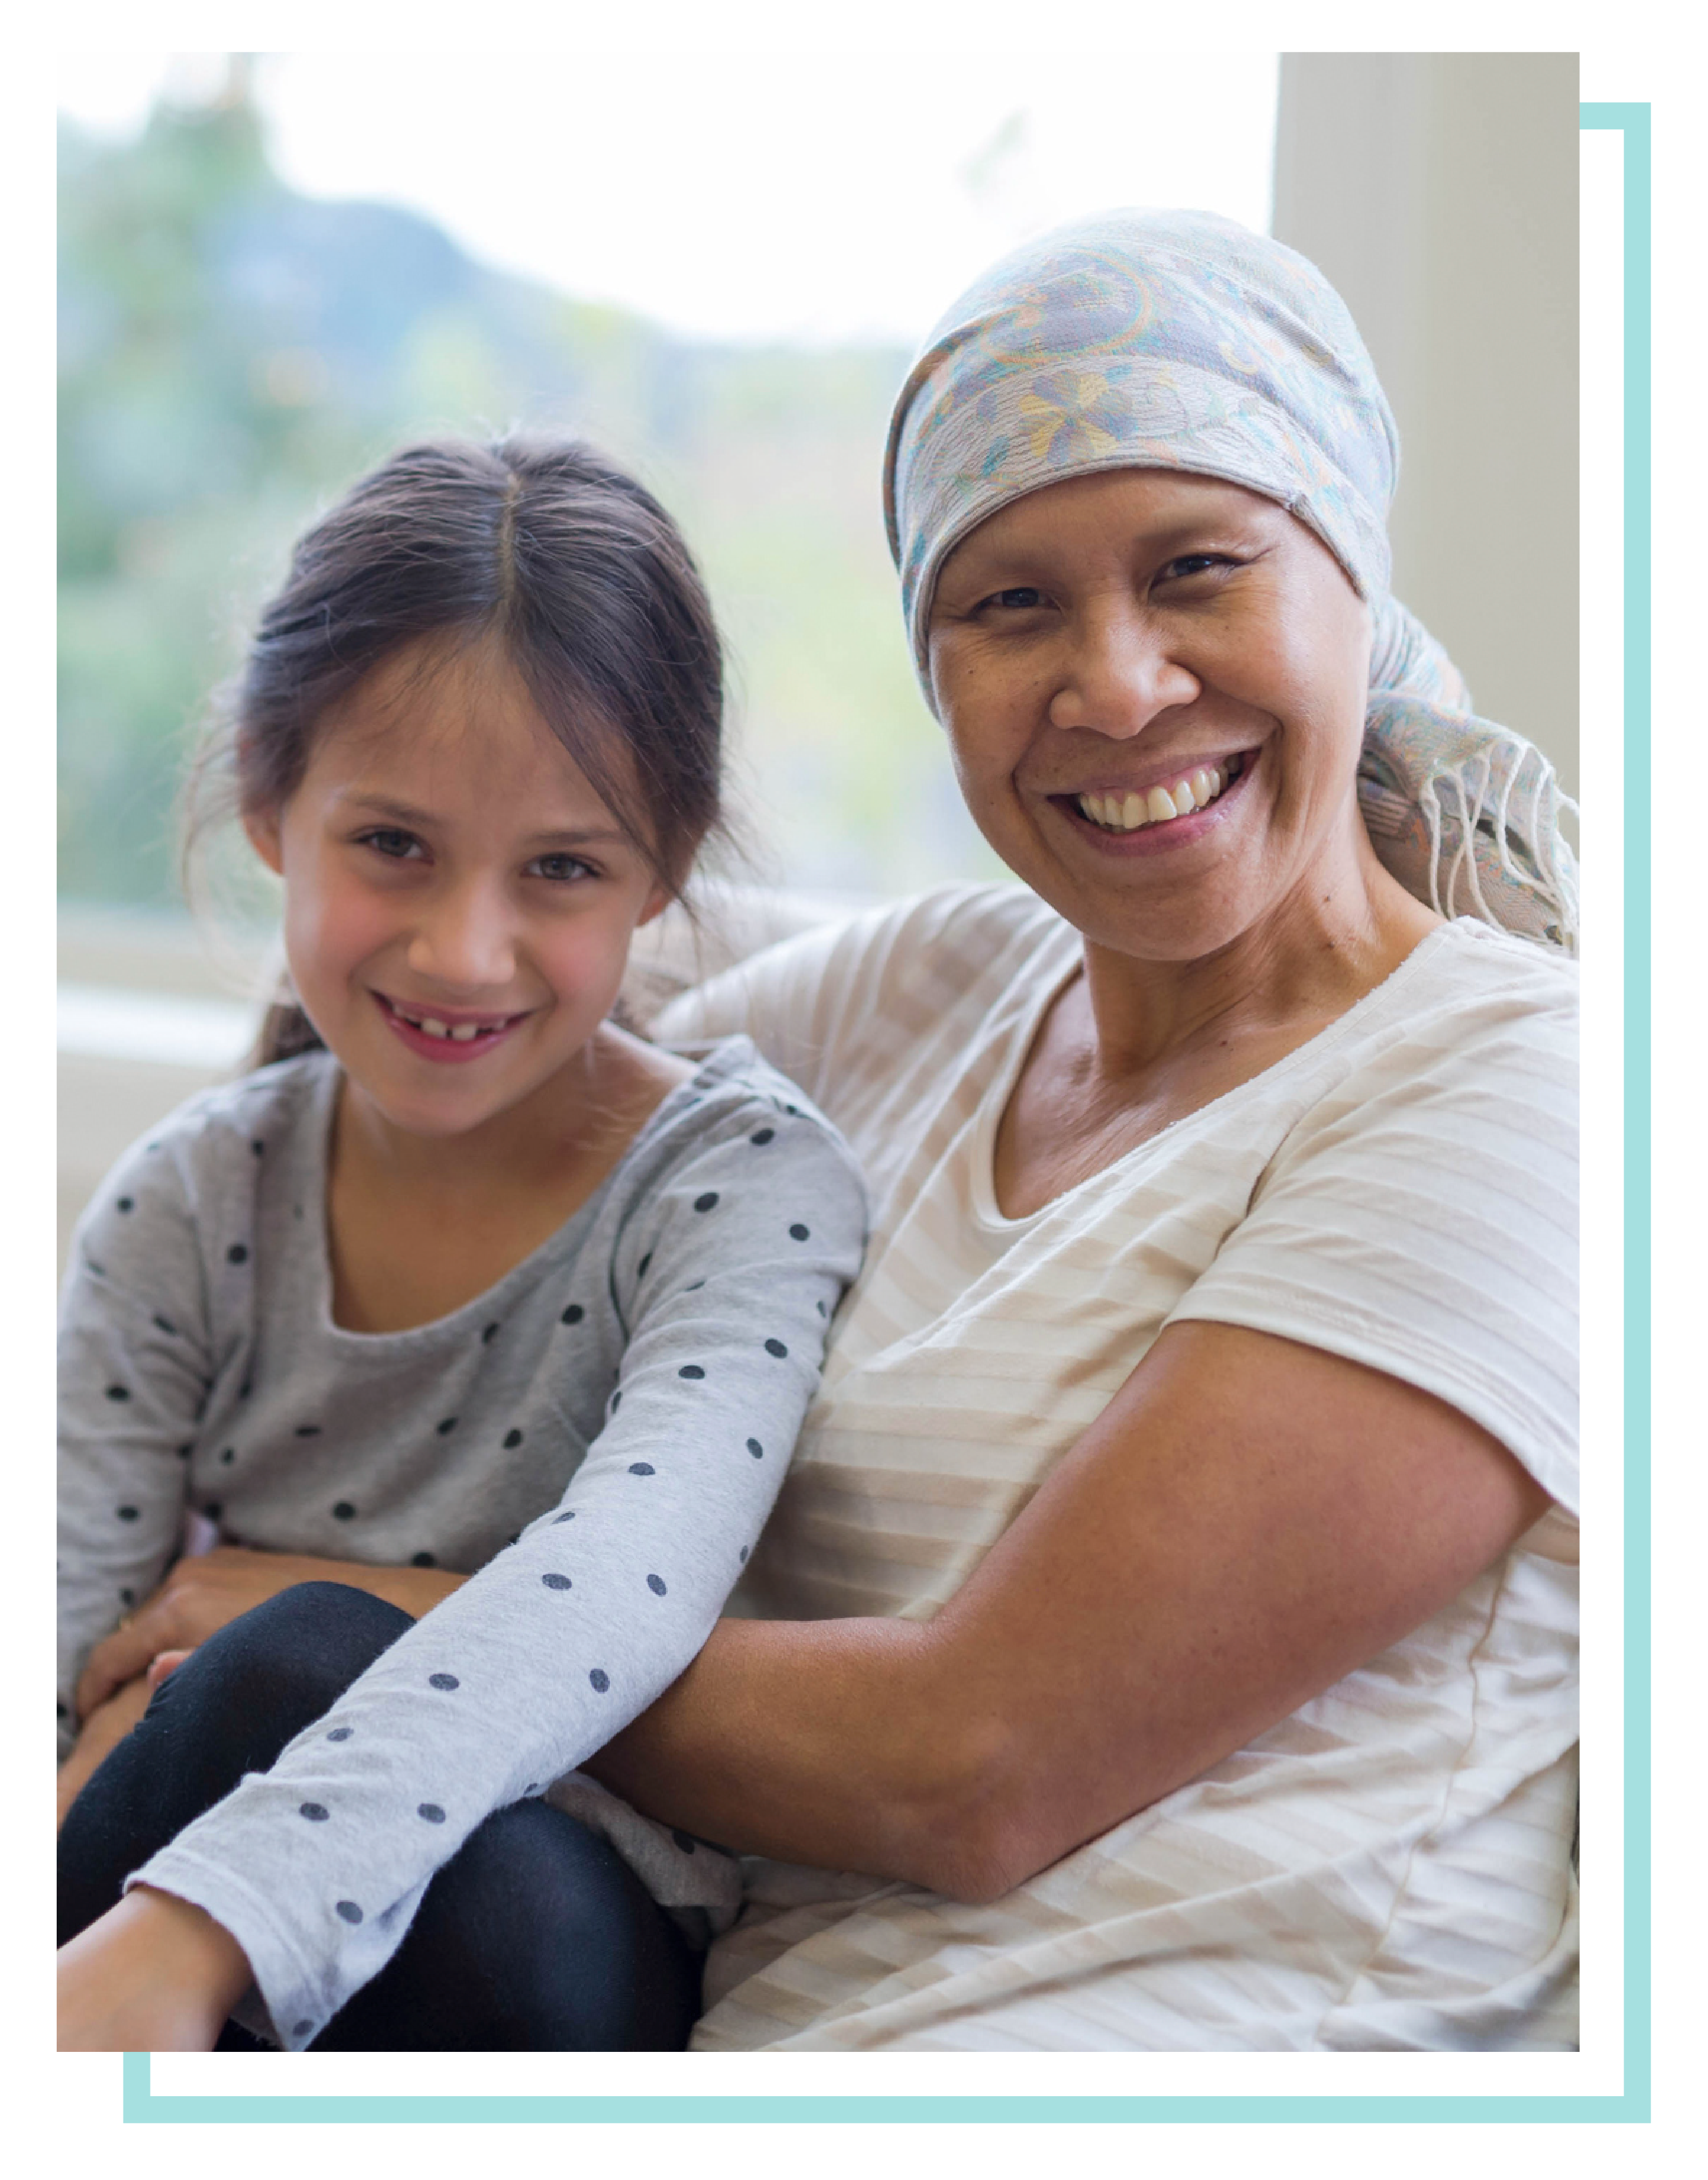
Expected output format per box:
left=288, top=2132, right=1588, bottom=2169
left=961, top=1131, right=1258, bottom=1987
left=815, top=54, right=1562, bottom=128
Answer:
left=338, top=1032, right=608, bottom=1143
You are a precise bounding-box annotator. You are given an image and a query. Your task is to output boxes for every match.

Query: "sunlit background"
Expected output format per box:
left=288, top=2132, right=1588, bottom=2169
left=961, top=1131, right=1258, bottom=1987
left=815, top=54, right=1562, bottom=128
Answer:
left=55, top=47, right=1279, bottom=1264
left=58, top=48, right=1279, bottom=921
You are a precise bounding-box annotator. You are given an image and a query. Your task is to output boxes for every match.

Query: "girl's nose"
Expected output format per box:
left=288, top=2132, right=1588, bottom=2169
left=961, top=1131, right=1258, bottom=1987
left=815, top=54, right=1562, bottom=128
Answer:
left=405, top=881, right=518, bottom=992
left=1046, top=606, right=1201, bottom=737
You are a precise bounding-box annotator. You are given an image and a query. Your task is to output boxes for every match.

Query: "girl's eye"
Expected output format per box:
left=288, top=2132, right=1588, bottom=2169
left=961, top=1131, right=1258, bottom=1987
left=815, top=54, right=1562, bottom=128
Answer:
left=358, top=828, right=423, bottom=861
left=528, top=853, right=596, bottom=884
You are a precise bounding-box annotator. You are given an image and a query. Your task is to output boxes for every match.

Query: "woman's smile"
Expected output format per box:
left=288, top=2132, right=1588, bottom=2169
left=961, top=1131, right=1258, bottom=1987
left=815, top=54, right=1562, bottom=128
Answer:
left=928, top=468, right=1374, bottom=966
left=1055, top=748, right=1257, bottom=846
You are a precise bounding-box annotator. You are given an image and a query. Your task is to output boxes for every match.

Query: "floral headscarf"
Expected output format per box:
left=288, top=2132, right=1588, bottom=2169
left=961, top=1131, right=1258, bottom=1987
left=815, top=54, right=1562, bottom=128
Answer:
left=884, top=208, right=1578, bottom=952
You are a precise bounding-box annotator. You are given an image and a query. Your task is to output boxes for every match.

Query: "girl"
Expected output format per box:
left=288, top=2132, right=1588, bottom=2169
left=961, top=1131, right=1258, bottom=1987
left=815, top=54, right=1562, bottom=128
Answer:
left=55, top=436, right=867, bottom=2052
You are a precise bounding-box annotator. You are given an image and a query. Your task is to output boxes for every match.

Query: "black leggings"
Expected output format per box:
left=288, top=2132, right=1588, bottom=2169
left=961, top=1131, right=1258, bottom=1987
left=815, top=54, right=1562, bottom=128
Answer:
left=57, top=1581, right=704, bottom=2051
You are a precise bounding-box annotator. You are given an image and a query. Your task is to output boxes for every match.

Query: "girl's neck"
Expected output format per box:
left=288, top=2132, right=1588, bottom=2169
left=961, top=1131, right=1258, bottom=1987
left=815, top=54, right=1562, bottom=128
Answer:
left=331, top=1024, right=688, bottom=1200
left=323, top=1027, right=694, bottom=1335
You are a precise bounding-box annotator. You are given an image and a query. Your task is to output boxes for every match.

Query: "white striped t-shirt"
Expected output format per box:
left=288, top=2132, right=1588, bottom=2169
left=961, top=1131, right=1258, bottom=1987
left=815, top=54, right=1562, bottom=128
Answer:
left=655, top=883, right=1578, bottom=2052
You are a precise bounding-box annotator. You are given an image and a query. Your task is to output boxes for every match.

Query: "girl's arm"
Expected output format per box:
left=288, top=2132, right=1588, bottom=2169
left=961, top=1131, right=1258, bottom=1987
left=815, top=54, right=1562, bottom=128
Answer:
left=61, top=1086, right=467, bottom=1730
left=59, top=1888, right=251, bottom=2052
left=589, top=1316, right=1553, bottom=1900
left=105, top=1084, right=868, bottom=2051
left=57, top=1132, right=216, bottom=1759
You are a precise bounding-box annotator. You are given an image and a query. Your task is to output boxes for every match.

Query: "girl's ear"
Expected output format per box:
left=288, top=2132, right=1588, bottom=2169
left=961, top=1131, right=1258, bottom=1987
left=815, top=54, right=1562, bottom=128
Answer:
left=637, top=884, right=672, bottom=929
left=241, top=803, right=286, bottom=877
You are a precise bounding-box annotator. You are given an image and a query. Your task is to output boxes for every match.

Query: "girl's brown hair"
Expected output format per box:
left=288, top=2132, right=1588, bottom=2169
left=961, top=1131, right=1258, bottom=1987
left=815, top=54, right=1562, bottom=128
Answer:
left=185, top=435, right=724, bottom=1066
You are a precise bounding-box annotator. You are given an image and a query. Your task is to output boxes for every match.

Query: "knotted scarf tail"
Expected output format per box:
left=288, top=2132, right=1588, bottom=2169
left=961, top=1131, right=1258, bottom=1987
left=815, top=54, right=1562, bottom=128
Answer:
left=1357, top=700, right=1579, bottom=957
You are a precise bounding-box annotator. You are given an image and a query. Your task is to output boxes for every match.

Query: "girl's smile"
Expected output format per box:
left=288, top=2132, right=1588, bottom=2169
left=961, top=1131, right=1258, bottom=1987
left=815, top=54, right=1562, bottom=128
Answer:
left=372, top=991, right=534, bottom=1061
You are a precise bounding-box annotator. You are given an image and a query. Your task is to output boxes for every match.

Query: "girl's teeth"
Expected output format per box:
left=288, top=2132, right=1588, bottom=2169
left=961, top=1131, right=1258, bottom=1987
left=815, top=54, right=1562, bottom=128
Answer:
left=1078, top=763, right=1236, bottom=835
left=398, top=1007, right=494, bottom=1041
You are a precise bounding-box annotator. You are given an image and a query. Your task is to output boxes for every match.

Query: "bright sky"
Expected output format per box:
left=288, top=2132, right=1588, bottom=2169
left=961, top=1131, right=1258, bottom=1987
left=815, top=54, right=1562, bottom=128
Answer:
left=58, top=50, right=1278, bottom=346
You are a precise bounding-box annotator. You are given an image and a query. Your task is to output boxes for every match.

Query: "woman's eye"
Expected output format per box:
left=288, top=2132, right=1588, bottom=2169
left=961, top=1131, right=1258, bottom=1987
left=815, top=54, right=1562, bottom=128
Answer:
left=529, top=853, right=595, bottom=884
left=984, top=587, right=1046, bottom=612
left=358, top=828, right=422, bottom=861
left=1160, top=553, right=1236, bottom=582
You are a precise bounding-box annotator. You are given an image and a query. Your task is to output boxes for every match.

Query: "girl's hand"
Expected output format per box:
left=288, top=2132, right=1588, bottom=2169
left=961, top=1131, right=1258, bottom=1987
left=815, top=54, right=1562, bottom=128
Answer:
left=56, top=1674, right=154, bottom=1831
left=147, top=1648, right=193, bottom=1688
left=75, top=1546, right=468, bottom=1717
left=58, top=1887, right=254, bottom=2051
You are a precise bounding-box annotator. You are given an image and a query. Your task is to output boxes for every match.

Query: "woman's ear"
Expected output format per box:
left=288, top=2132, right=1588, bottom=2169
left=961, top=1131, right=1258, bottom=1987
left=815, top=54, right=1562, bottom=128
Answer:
left=241, top=803, right=286, bottom=877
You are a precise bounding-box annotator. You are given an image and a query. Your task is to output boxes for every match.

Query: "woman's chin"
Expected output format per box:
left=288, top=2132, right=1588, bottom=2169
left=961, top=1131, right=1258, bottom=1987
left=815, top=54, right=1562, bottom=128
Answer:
left=996, top=828, right=1276, bottom=968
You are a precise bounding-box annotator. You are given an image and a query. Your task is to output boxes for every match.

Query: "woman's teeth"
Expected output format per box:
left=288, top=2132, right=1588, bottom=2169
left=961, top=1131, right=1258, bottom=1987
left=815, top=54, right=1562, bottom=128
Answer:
left=1076, top=763, right=1233, bottom=833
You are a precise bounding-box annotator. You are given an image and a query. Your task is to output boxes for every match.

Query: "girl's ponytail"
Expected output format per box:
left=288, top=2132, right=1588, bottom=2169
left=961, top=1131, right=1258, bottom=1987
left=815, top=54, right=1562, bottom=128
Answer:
left=248, top=995, right=325, bottom=1071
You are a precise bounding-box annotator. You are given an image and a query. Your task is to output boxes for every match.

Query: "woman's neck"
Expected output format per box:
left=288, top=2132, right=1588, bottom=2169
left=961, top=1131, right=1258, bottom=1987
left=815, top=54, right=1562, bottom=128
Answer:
left=994, top=843, right=1439, bottom=1221
left=1076, top=843, right=1439, bottom=1088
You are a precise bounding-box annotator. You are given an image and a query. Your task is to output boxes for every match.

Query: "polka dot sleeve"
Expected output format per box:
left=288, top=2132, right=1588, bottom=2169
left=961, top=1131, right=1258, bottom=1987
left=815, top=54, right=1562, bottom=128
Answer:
left=129, top=1091, right=868, bottom=2050
left=56, top=1122, right=232, bottom=1759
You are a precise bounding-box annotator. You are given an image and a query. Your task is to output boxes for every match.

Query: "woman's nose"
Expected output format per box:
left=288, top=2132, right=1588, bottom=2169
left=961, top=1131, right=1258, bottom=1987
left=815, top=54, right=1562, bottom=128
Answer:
left=1046, top=607, right=1200, bottom=737
left=405, top=881, right=517, bottom=992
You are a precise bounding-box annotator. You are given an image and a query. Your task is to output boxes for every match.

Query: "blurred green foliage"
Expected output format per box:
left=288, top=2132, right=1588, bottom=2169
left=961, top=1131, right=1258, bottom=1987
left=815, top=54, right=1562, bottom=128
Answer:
left=58, top=82, right=1001, bottom=913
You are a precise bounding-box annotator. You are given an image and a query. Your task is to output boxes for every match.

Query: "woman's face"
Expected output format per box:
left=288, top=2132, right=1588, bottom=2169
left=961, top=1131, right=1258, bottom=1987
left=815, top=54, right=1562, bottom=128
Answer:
left=926, top=469, right=1375, bottom=967
left=244, top=634, right=668, bottom=1147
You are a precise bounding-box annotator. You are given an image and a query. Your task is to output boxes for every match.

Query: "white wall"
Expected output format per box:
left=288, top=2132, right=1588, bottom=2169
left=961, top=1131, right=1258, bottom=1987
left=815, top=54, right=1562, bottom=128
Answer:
left=1272, top=52, right=1579, bottom=798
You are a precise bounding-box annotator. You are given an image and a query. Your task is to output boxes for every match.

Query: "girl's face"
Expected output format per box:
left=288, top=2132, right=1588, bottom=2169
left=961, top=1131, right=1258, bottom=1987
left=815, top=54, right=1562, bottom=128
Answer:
left=926, top=468, right=1375, bottom=968
left=244, top=634, right=670, bottom=1147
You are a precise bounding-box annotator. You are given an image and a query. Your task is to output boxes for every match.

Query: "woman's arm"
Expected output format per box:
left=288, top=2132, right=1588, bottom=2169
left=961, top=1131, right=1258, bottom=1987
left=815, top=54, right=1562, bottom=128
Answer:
left=590, top=1317, right=1551, bottom=1901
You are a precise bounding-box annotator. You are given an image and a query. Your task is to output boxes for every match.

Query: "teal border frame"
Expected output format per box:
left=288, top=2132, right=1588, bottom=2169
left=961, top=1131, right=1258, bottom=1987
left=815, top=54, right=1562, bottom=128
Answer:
left=1605, top=98, right=1708, bottom=2093
left=113, top=93, right=1693, bottom=2119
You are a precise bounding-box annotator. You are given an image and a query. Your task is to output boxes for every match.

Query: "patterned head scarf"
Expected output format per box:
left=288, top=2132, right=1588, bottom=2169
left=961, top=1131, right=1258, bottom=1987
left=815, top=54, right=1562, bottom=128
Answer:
left=884, top=208, right=1577, bottom=952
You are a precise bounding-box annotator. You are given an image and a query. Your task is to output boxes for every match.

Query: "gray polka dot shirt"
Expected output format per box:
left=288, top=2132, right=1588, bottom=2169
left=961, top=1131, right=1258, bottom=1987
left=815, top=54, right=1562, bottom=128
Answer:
left=57, top=1039, right=867, bottom=2048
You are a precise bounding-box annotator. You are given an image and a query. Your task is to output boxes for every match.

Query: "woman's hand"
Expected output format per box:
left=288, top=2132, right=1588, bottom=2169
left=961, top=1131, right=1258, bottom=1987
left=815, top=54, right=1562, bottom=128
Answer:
left=58, top=1887, right=254, bottom=2051
left=56, top=1675, right=154, bottom=1831
left=75, top=1545, right=468, bottom=1718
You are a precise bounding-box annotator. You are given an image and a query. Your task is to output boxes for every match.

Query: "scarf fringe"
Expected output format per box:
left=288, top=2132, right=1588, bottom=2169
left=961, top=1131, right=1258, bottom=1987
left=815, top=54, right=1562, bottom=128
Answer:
left=1358, top=710, right=1579, bottom=957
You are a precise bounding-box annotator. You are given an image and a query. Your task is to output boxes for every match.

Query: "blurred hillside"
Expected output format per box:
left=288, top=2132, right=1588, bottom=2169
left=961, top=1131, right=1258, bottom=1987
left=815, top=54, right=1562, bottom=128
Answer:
left=59, top=77, right=997, bottom=915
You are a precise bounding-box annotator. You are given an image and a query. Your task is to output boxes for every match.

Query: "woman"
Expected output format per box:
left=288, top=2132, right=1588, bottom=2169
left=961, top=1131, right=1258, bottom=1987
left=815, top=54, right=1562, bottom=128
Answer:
left=61, top=209, right=1578, bottom=2051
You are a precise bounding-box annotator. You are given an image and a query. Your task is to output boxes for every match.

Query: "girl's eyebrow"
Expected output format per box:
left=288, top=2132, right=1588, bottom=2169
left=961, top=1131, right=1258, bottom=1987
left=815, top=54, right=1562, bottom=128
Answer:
left=334, top=791, right=628, bottom=848
left=335, top=792, right=440, bottom=827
